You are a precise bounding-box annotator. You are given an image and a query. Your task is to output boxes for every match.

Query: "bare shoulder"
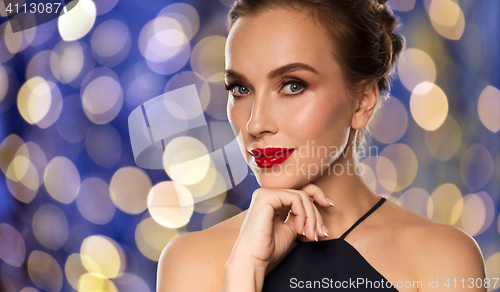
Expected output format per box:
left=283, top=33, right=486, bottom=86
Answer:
left=380, top=199, right=486, bottom=289
left=157, top=209, right=248, bottom=292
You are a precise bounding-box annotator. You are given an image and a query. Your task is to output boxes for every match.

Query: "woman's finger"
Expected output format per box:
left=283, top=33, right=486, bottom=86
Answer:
left=300, top=183, right=335, bottom=208
left=259, top=189, right=307, bottom=235
left=282, top=189, right=319, bottom=242
left=312, top=202, right=328, bottom=238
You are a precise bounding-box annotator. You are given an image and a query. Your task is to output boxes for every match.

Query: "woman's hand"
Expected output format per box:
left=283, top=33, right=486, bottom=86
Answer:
left=228, top=183, right=334, bottom=269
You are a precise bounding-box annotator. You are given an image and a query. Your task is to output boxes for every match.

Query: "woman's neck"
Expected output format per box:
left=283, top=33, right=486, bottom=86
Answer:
left=309, top=142, right=382, bottom=239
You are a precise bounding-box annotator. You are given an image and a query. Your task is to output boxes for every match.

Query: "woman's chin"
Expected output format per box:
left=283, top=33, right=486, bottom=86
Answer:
left=254, top=173, right=306, bottom=190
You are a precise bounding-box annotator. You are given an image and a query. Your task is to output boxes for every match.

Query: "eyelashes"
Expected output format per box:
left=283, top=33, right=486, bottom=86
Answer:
left=225, top=78, right=309, bottom=97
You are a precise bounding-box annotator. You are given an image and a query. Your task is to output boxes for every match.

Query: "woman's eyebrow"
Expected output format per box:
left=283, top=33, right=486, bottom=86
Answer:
left=224, top=62, right=320, bottom=81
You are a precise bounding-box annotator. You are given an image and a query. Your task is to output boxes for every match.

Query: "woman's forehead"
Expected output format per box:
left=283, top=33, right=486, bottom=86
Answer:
left=225, top=9, right=339, bottom=78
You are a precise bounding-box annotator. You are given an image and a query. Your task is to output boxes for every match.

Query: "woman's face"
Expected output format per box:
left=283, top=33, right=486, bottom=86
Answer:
left=225, top=8, right=356, bottom=189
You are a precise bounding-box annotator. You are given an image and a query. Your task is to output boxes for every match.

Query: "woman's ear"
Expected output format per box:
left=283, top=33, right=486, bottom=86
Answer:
left=351, top=82, right=379, bottom=130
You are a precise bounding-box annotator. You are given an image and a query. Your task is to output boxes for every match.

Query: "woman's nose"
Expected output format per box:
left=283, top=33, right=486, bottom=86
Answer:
left=246, top=94, right=278, bottom=138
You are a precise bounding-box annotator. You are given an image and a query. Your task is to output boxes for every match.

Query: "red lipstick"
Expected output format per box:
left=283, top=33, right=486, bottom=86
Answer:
left=250, top=147, right=295, bottom=168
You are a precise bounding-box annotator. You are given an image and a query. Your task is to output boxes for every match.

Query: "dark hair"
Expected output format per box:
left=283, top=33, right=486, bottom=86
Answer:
left=227, top=0, right=405, bottom=149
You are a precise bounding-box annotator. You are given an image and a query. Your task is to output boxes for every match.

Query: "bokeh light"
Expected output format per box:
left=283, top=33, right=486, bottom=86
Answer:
left=477, top=85, right=500, bottom=133
left=428, top=0, right=465, bottom=40
left=0, top=223, right=26, bottom=267
left=44, top=156, right=80, bottom=204
left=76, top=177, right=116, bottom=225
left=27, top=250, right=64, bottom=292
left=58, top=0, right=97, bottom=41
left=460, top=143, right=494, bottom=192
left=147, top=181, right=194, bottom=228
left=32, top=203, right=69, bottom=250
left=397, top=48, right=437, bottom=92
left=430, top=183, right=463, bottom=225
left=369, top=96, right=408, bottom=144
left=110, top=167, right=152, bottom=214
left=80, top=68, right=123, bottom=124
left=80, top=235, right=126, bottom=278
left=90, top=19, right=131, bottom=67
left=410, top=82, right=449, bottom=131
left=135, top=216, right=180, bottom=261
left=424, top=115, right=462, bottom=161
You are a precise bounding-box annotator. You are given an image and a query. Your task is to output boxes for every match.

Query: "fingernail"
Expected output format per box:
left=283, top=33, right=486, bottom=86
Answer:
left=326, top=197, right=334, bottom=207
left=303, top=224, right=306, bottom=236
left=322, top=225, right=329, bottom=237
left=314, top=229, right=318, bottom=242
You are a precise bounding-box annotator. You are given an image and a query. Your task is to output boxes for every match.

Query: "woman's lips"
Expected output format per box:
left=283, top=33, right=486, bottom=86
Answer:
left=250, top=147, right=295, bottom=168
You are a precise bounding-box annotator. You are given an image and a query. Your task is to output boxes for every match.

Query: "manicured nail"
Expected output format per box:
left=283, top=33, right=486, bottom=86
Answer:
left=314, top=229, right=318, bottom=242
left=303, top=223, right=306, bottom=236
left=326, top=197, right=334, bottom=207
left=322, top=225, right=329, bottom=237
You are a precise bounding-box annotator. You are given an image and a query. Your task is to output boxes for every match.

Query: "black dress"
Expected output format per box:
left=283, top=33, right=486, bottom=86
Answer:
left=262, top=197, right=399, bottom=291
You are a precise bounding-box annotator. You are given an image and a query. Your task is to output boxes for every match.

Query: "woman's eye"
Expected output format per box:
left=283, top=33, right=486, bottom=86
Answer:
left=282, top=82, right=304, bottom=94
left=230, top=85, right=250, bottom=95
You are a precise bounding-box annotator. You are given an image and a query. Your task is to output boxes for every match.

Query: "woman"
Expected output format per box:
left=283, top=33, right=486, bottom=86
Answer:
left=158, top=0, right=486, bottom=291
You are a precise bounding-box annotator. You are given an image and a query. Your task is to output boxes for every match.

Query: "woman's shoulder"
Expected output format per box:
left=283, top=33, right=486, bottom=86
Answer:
left=156, top=209, right=248, bottom=291
left=381, top=198, right=485, bottom=283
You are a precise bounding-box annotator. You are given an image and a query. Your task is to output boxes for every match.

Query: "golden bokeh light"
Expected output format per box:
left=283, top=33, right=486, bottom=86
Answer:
left=485, top=252, right=500, bottom=291
left=375, top=156, right=398, bottom=193
left=44, top=156, right=80, bottom=204
left=397, top=48, right=436, bottom=92
left=398, top=188, right=433, bottom=218
left=27, top=250, right=64, bottom=292
left=0, top=223, right=26, bottom=267
left=58, top=0, right=96, bottom=41
left=410, top=82, right=449, bottom=131
left=163, top=136, right=211, bottom=185
left=475, top=191, right=495, bottom=236
left=76, top=177, right=116, bottom=225
left=110, top=167, right=152, bottom=214
left=202, top=203, right=242, bottom=229
left=459, top=193, right=486, bottom=236
left=190, top=35, right=226, bottom=82
left=430, top=183, right=463, bottom=225
left=424, top=115, right=462, bottom=161
left=460, top=143, right=494, bottom=192
left=0, top=134, right=24, bottom=175
left=148, top=181, right=194, bottom=228
left=135, top=216, right=180, bottom=261
left=80, top=235, right=125, bottom=279
left=78, top=273, right=119, bottom=292
left=17, top=76, right=52, bottom=124
left=50, top=41, right=85, bottom=84
left=65, top=253, right=90, bottom=290
left=32, top=203, right=69, bottom=250
left=369, top=96, right=408, bottom=144
left=6, top=154, right=39, bottom=190
left=477, top=85, right=500, bottom=133
left=429, top=0, right=465, bottom=40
